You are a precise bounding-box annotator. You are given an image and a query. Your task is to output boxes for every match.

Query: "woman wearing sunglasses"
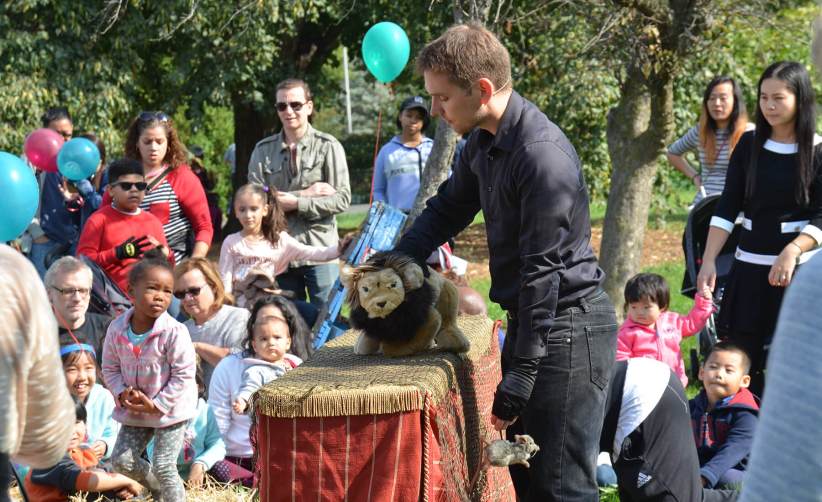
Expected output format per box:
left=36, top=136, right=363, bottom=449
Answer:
left=173, top=258, right=249, bottom=391
left=104, top=111, right=213, bottom=263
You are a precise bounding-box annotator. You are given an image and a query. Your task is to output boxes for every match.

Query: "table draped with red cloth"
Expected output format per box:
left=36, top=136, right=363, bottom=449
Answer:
left=251, top=315, right=516, bottom=502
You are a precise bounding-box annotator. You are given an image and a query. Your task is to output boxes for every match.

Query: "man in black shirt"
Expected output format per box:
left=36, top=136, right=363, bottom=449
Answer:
left=45, top=256, right=111, bottom=366
left=394, top=24, right=617, bottom=501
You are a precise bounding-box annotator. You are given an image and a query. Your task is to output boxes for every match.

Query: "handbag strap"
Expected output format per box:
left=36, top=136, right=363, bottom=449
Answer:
left=146, top=166, right=173, bottom=192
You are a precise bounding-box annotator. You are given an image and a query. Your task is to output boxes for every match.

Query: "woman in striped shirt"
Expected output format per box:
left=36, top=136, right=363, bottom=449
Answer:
left=116, top=112, right=214, bottom=263
left=667, top=77, right=752, bottom=205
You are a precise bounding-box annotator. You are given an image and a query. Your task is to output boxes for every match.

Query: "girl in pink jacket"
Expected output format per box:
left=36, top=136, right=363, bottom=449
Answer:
left=616, top=273, right=714, bottom=387
left=102, top=255, right=197, bottom=502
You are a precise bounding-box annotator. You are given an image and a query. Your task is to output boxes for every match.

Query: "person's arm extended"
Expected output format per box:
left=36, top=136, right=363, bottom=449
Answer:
left=295, top=140, right=351, bottom=220
left=493, top=141, right=583, bottom=419
left=676, top=292, right=715, bottom=337
left=394, top=141, right=481, bottom=264
left=697, top=132, right=751, bottom=293
left=208, top=359, right=235, bottom=435
left=195, top=342, right=231, bottom=368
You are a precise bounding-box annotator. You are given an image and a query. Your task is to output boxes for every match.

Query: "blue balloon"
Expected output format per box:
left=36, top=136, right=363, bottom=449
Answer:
left=57, top=138, right=100, bottom=181
left=0, top=152, right=40, bottom=242
left=362, top=22, right=410, bottom=83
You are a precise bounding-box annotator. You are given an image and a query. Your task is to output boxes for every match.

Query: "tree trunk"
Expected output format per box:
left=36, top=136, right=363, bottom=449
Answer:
left=599, top=66, right=674, bottom=315
left=224, top=95, right=278, bottom=236
left=407, top=120, right=460, bottom=222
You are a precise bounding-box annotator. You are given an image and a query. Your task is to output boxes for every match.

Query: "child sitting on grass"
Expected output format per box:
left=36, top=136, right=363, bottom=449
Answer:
left=689, top=342, right=759, bottom=489
left=25, top=399, right=143, bottom=501
left=617, top=272, right=714, bottom=387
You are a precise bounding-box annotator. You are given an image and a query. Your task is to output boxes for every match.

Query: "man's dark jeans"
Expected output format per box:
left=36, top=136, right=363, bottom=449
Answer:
left=1, top=452, right=12, bottom=502
left=503, top=290, right=617, bottom=502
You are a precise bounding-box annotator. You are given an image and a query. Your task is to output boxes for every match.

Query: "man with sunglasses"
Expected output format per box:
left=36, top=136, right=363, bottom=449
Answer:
left=248, top=78, right=351, bottom=308
left=45, top=256, right=111, bottom=366
left=77, top=159, right=172, bottom=295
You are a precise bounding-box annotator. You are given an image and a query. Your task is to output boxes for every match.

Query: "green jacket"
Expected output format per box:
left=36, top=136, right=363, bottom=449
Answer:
left=248, top=124, right=351, bottom=266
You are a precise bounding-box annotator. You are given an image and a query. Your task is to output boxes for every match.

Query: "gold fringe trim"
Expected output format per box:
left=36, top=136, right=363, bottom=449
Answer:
left=255, top=315, right=496, bottom=418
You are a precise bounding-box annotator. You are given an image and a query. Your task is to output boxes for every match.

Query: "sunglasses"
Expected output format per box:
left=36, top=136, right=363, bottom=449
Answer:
left=275, top=101, right=309, bottom=112
left=173, top=286, right=204, bottom=300
left=112, top=181, right=148, bottom=191
left=138, top=111, right=170, bottom=123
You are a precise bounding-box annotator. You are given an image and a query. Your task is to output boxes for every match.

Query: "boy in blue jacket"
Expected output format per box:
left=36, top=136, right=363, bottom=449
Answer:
left=690, top=341, right=759, bottom=489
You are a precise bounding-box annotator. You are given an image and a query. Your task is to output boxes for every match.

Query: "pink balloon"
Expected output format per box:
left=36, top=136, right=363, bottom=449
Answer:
left=24, top=128, right=64, bottom=172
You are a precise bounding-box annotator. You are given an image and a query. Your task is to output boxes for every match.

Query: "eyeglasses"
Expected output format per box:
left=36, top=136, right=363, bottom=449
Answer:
left=51, top=286, right=91, bottom=298
left=111, top=181, right=148, bottom=191
left=138, top=111, right=170, bottom=123
left=173, top=286, right=204, bottom=299
left=275, top=101, right=308, bottom=112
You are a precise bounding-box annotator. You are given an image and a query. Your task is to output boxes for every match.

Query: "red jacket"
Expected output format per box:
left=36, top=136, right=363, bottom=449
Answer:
left=76, top=205, right=172, bottom=294
left=102, top=165, right=213, bottom=257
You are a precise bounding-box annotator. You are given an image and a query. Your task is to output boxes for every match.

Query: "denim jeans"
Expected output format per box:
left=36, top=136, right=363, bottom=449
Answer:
left=29, top=238, right=63, bottom=279
left=0, top=452, right=11, bottom=502
left=277, top=263, right=339, bottom=309
left=503, top=289, right=617, bottom=502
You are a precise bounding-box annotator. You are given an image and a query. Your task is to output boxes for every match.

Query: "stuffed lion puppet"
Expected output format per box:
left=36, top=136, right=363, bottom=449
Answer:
left=340, top=251, right=470, bottom=357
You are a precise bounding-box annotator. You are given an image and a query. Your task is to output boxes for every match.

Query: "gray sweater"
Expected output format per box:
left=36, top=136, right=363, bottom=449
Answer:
left=185, top=305, right=250, bottom=389
left=739, top=257, right=822, bottom=502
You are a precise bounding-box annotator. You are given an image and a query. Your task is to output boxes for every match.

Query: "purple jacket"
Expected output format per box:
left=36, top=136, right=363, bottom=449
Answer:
left=102, top=309, right=197, bottom=428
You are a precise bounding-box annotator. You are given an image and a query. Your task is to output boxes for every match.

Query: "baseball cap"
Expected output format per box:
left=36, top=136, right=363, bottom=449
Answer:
left=399, top=96, right=429, bottom=115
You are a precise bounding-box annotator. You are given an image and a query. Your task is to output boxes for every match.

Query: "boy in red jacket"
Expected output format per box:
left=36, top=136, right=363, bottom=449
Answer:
left=77, top=159, right=172, bottom=294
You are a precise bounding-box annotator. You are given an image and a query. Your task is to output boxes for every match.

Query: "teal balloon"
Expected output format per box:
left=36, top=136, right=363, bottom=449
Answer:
left=57, top=138, right=100, bottom=181
left=0, top=152, right=39, bottom=242
left=362, top=22, right=410, bottom=83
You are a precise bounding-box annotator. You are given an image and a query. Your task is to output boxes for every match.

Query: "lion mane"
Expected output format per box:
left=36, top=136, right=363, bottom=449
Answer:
left=346, top=252, right=435, bottom=343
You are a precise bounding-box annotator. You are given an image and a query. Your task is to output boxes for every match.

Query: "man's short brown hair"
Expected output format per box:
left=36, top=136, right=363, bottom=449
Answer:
left=416, top=23, right=511, bottom=92
left=275, top=78, right=313, bottom=102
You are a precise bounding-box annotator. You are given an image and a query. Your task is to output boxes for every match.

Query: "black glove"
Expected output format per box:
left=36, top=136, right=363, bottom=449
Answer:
left=115, top=236, right=152, bottom=261
left=492, top=357, right=541, bottom=420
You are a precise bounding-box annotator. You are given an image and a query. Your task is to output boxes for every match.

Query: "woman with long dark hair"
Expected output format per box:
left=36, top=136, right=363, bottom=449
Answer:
left=104, top=112, right=213, bottom=262
left=668, top=76, right=752, bottom=205
left=697, top=62, right=822, bottom=396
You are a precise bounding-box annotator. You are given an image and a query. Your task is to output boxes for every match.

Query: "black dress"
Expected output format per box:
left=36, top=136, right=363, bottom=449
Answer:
left=711, top=131, right=822, bottom=389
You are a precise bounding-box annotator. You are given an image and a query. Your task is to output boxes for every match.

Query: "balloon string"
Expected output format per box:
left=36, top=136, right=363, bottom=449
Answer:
left=369, top=109, right=383, bottom=206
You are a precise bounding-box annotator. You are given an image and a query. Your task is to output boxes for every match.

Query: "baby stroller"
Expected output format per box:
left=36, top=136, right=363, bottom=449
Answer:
left=680, top=194, right=741, bottom=380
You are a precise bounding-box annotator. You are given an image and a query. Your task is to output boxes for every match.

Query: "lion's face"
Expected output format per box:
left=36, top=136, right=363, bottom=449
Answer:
left=355, top=268, right=407, bottom=319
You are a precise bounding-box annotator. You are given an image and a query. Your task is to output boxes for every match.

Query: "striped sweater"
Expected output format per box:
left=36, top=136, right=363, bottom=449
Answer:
left=668, top=123, right=754, bottom=204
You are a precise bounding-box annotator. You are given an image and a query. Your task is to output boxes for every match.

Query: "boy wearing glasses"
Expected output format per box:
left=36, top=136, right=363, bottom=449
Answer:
left=247, top=78, right=351, bottom=309
left=77, top=159, right=171, bottom=295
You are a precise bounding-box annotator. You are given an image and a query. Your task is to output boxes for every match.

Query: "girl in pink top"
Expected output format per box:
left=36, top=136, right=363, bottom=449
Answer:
left=219, top=184, right=343, bottom=298
left=616, top=273, right=714, bottom=387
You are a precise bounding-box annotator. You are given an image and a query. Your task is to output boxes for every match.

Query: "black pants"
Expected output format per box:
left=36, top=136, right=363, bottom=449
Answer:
left=1, top=452, right=12, bottom=502
left=614, top=370, right=737, bottom=502
left=504, top=290, right=618, bottom=502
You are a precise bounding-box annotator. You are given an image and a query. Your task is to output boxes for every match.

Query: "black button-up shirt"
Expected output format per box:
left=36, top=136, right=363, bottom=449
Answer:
left=396, top=91, right=604, bottom=358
